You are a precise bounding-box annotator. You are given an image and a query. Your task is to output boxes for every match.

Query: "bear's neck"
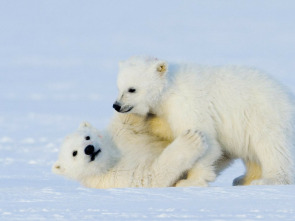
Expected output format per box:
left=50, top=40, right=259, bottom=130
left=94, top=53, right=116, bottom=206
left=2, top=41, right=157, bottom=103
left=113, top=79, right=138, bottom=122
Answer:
left=149, top=70, right=175, bottom=117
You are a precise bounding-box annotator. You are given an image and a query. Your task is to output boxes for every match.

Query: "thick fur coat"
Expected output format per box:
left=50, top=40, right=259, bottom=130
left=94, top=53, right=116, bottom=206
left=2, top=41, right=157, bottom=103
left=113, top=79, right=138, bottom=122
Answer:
left=113, top=56, right=295, bottom=186
left=52, top=115, right=207, bottom=188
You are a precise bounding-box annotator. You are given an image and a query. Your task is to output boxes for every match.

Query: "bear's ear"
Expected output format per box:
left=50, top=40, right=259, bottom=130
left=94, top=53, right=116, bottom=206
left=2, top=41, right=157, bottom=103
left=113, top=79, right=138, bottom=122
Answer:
left=97, top=131, right=103, bottom=139
left=52, top=161, right=63, bottom=174
left=156, top=61, right=168, bottom=76
left=79, top=121, right=92, bottom=129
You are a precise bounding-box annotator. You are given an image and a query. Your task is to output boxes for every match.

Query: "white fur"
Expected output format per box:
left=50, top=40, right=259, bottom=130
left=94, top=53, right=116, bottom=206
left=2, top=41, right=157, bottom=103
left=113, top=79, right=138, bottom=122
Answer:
left=52, top=117, right=207, bottom=188
left=115, top=56, right=295, bottom=185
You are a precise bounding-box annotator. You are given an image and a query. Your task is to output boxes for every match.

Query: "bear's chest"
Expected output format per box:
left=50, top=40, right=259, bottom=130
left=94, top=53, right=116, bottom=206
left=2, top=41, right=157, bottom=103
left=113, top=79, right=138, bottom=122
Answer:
left=146, top=114, right=174, bottom=142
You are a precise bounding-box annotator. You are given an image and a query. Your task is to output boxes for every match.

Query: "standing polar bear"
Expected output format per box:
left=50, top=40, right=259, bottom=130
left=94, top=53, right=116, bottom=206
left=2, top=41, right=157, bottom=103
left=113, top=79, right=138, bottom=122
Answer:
left=52, top=115, right=207, bottom=188
left=113, top=56, right=295, bottom=186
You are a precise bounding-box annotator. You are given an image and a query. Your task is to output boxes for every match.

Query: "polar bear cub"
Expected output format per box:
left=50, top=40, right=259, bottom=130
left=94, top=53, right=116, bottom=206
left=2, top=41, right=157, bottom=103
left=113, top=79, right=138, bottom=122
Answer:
left=113, top=56, right=295, bottom=186
left=52, top=119, right=207, bottom=188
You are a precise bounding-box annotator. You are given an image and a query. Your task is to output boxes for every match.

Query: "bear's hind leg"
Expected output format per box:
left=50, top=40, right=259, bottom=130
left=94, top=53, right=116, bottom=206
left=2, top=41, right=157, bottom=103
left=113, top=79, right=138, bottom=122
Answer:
left=250, top=137, right=293, bottom=185
left=233, top=161, right=262, bottom=186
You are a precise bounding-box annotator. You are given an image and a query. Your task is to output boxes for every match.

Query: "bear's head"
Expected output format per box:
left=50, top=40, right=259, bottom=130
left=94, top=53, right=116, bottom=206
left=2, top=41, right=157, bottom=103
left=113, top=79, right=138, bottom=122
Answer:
left=52, top=122, right=118, bottom=181
left=113, top=56, right=168, bottom=116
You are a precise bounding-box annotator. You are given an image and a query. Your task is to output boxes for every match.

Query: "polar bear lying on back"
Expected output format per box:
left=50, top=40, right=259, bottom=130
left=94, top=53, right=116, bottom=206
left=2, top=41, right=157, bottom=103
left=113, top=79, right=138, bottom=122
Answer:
left=113, top=56, right=295, bottom=186
left=52, top=114, right=207, bottom=188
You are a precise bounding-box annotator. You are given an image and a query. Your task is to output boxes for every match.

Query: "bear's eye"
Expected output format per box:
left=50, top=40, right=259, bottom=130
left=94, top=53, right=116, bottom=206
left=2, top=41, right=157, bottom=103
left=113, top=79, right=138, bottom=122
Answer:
left=128, top=88, right=136, bottom=93
left=85, top=136, right=90, bottom=140
left=72, top=150, right=78, bottom=157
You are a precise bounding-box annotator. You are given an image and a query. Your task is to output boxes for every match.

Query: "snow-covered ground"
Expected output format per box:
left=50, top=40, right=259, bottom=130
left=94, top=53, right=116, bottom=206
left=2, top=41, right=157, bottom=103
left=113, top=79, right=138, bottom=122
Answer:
left=1, top=1, right=295, bottom=220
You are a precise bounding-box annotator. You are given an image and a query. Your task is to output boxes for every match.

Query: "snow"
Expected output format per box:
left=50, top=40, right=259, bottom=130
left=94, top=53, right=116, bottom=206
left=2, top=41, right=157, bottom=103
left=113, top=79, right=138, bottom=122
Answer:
left=1, top=0, right=295, bottom=220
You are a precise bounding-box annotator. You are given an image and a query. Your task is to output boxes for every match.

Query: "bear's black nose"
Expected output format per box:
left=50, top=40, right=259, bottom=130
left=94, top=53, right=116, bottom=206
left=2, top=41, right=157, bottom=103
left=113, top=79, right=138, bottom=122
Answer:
left=84, top=145, right=95, bottom=155
left=113, top=102, right=121, bottom=112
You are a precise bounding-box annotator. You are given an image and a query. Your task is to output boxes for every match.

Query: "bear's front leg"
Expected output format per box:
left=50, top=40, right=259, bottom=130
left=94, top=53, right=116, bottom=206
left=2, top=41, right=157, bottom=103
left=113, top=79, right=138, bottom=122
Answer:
left=150, top=130, right=207, bottom=187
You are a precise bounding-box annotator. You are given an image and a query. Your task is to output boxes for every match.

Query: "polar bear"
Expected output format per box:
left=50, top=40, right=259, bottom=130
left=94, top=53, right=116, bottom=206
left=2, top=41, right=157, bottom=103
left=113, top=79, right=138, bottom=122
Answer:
left=52, top=116, right=207, bottom=188
left=113, top=56, right=295, bottom=186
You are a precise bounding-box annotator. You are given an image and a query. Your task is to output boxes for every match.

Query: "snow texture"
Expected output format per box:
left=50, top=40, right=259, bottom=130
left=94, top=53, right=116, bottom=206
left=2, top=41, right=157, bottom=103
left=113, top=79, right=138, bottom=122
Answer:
left=0, top=0, right=295, bottom=220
